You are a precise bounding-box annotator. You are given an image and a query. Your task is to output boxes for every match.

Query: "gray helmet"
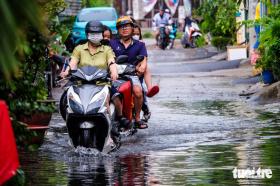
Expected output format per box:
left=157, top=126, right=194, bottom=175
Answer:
left=85, top=20, right=104, bottom=34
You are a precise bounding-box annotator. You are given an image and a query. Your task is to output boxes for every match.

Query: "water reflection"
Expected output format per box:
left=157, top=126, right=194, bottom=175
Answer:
left=67, top=161, right=109, bottom=186
left=114, top=155, right=150, bottom=185
left=20, top=150, right=151, bottom=186
left=19, top=103, right=280, bottom=185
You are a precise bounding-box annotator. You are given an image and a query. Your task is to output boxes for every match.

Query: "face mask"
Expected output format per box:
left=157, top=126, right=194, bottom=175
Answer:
left=87, top=33, right=103, bottom=45
left=132, top=35, right=140, bottom=41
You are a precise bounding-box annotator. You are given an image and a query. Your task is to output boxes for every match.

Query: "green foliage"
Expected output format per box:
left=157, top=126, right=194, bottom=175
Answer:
left=0, top=26, right=55, bottom=115
left=44, top=0, right=71, bottom=53
left=0, top=0, right=46, bottom=79
left=257, top=4, right=280, bottom=80
left=143, top=31, right=153, bottom=38
left=0, top=1, right=65, bottom=114
left=0, top=0, right=64, bottom=156
left=0, top=1, right=67, bottom=185
left=198, top=0, right=238, bottom=49
left=12, top=101, right=56, bottom=116
left=42, top=0, right=66, bottom=19
left=195, top=36, right=206, bottom=48
left=82, top=0, right=112, bottom=7
left=11, top=120, right=38, bottom=150
left=59, top=16, right=76, bottom=42
left=175, top=32, right=183, bottom=39
left=212, top=36, right=233, bottom=50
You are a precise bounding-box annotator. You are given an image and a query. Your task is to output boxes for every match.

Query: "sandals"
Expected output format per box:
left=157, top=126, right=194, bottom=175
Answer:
left=134, top=120, right=148, bottom=129
left=147, top=85, right=160, bottom=97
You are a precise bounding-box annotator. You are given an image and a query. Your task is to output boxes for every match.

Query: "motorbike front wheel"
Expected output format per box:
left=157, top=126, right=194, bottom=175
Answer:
left=159, top=38, right=166, bottom=50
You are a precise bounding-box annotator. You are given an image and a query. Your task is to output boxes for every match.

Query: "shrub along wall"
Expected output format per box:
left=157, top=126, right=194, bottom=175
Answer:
left=198, top=0, right=239, bottom=50
left=257, top=3, right=280, bottom=80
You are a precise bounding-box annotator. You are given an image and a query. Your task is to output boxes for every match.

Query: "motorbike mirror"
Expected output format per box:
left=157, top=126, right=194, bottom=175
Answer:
left=116, top=55, right=128, bottom=64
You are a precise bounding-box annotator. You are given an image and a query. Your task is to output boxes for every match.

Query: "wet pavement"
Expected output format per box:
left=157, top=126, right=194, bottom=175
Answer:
left=20, top=42, right=280, bottom=185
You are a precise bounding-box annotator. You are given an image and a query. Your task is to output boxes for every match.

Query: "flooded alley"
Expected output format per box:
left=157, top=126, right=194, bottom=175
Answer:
left=20, top=44, right=280, bottom=185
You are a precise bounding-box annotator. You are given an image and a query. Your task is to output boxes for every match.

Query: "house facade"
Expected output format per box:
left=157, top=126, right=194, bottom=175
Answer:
left=114, top=0, right=201, bottom=27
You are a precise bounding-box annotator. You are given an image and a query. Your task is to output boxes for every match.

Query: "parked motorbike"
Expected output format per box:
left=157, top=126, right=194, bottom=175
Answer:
left=59, top=65, right=118, bottom=153
left=181, top=21, right=202, bottom=48
left=49, top=54, right=70, bottom=87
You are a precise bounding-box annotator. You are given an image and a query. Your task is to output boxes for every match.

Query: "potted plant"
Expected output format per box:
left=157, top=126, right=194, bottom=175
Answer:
left=0, top=28, right=56, bottom=146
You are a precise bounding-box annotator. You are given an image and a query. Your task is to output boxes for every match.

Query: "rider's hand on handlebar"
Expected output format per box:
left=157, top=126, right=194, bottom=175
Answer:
left=110, top=66, right=118, bottom=81
left=110, top=72, right=118, bottom=81
left=136, top=63, right=146, bottom=76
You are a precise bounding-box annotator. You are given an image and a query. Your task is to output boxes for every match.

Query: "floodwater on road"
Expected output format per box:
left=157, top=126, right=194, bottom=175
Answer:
left=20, top=50, right=280, bottom=185
left=19, top=75, right=280, bottom=185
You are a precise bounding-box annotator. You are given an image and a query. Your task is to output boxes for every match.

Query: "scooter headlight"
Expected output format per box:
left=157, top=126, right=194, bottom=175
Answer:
left=86, top=90, right=108, bottom=114
left=69, top=93, right=84, bottom=114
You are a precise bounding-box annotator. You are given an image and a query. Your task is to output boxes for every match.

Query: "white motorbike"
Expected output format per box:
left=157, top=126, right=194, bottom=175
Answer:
left=59, top=66, right=118, bottom=153
left=181, top=21, right=202, bottom=48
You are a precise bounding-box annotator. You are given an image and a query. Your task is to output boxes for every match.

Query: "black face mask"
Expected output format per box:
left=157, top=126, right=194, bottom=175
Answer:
left=101, top=39, right=110, bottom=46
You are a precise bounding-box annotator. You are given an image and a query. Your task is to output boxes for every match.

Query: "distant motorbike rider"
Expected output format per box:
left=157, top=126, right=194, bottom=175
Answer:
left=165, top=8, right=173, bottom=25
left=60, top=20, right=130, bottom=131
left=152, top=6, right=170, bottom=45
left=164, top=8, right=177, bottom=49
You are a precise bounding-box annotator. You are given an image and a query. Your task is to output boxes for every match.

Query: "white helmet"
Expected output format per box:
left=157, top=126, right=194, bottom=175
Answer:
left=126, top=10, right=132, bottom=16
left=165, top=9, right=170, bottom=14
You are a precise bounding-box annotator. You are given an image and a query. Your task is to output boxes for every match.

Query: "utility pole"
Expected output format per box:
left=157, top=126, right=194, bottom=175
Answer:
left=121, top=0, right=126, bottom=16
left=127, top=0, right=132, bottom=12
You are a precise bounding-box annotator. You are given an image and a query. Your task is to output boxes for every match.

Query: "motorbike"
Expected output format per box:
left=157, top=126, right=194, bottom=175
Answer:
left=181, top=21, right=202, bottom=48
left=167, top=22, right=177, bottom=49
left=158, top=23, right=169, bottom=50
left=58, top=55, right=145, bottom=152
left=49, top=54, right=70, bottom=87
left=113, top=55, right=145, bottom=134
left=59, top=65, right=118, bottom=153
